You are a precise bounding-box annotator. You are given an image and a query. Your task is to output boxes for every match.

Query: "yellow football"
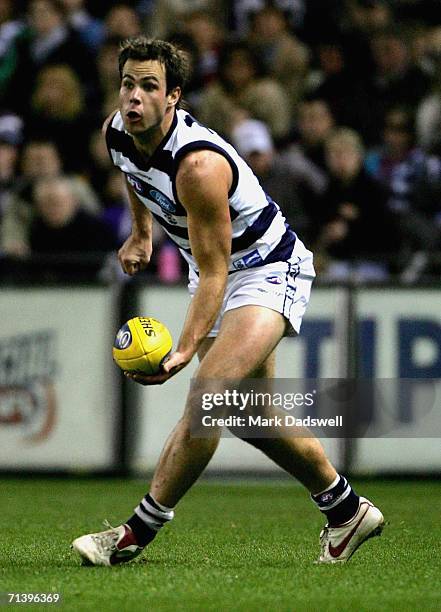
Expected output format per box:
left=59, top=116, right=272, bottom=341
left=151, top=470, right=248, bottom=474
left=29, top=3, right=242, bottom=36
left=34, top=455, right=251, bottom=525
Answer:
left=112, top=317, right=172, bottom=374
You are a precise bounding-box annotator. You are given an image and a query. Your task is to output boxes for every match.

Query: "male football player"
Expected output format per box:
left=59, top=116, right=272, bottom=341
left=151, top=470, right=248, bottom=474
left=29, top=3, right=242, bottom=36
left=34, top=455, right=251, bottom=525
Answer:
left=72, top=38, right=384, bottom=566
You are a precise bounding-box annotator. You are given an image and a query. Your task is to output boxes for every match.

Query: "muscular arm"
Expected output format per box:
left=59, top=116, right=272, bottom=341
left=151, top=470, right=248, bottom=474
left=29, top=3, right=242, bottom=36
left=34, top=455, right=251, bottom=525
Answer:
left=175, top=150, right=232, bottom=358
left=125, top=149, right=232, bottom=385
left=127, top=150, right=232, bottom=385
left=117, top=175, right=154, bottom=275
left=124, top=175, right=153, bottom=240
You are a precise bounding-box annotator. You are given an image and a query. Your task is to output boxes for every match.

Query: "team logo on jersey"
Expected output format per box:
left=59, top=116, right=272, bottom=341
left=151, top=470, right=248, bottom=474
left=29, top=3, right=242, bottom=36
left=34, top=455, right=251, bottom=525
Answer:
left=127, top=175, right=178, bottom=215
left=233, top=250, right=263, bottom=270
left=265, top=275, right=283, bottom=285
left=126, top=174, right=144, bottom=194
left=148, top=189, right=176, bottom=214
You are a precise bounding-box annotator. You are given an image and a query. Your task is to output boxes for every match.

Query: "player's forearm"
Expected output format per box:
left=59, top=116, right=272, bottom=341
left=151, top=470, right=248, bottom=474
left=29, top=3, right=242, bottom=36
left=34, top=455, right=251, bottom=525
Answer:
left=130, top=196, right=153, bottom=239
left=177, top=272, right=227, bottom=358
left=125, top=177, right=153, bottom=239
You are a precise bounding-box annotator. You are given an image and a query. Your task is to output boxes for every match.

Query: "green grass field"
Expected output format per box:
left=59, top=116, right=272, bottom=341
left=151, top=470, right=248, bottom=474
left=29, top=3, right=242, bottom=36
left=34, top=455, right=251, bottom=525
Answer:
left=1, top=478, right=440, bottom=611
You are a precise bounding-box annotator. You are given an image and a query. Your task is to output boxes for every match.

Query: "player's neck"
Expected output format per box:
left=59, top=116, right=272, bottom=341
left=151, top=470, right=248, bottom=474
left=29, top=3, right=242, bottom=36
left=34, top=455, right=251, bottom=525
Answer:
left=132, top=108, right=176, bottom=158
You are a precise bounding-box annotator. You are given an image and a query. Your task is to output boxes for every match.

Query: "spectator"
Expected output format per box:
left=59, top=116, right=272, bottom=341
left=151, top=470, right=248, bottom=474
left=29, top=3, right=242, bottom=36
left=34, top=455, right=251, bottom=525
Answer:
left=96, top=36, right=122, bottom=117
left=196, top=41, right=291, bottom=141
left=17, top=139, right=63, bottom=180
left=3, top=0, right=96, bottom=114
left=230, top=0, right=305, bottom=38
left=146, top=0, right=225, bottom=40
left=0, top=0, right=24, bottom=67
left=100, top=168, right=130, bottom=246
left=1, top=1, right=439, bottom=285
left=103, top=4, right=142, bottom=41
left=181, top=10, right=224, bottom=85
left=306, top=38, right=362, bottom=130
left=231, top=118, right=309, bottom=236
left=87, top=128, right=114, bottom=199
left=61, top=0, right=105, bottom=52
left=280, top=99, right=334, bottom=215
left=27, top=64, right=98, bottom=172
left=359, top=26, right=432, bottom=144
left=0, top=0, right=15, bottom=26
left=408, top=22, right=437, bottom=78
left=0, top=139, right=100, bottom=256
left=365, top=106, right=441, bottom=254
left=340, top=0, right=393, bottom=74
left=0, top=3, right=26, bottom=106
left=366, top=107, right=419, bottom=202
left=288, top=98, right=335, bottom=169
left=0, top=113, right=23, bottom=216
left=247, top=4, right=310, bottom=115
left=416, top=59, right=441, bottom=154
left=349, top=0, right=392, bottom=30
left=28, top=175, right=117, bottom=280
left=312, top=128, right=397, bottom=280
left=166, top=31, right=204, bottom=107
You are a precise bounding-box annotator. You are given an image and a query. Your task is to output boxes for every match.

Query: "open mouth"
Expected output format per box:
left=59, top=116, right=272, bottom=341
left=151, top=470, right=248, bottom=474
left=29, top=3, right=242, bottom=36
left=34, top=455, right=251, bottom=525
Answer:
left=126, top=110, right=142, bottom=122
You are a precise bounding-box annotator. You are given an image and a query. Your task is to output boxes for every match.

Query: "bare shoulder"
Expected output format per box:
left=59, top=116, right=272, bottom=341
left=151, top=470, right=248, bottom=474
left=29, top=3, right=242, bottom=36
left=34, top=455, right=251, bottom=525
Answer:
left=176, top=149, right=233, bottom=214
left=177, top=149, right=232, bottom=185
left=101, top=110, right=118, bottom=135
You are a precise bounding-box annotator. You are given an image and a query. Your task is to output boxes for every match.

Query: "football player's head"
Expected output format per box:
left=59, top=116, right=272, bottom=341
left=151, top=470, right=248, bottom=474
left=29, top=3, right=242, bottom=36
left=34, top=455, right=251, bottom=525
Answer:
left=119, top=38, right=189, bottom=109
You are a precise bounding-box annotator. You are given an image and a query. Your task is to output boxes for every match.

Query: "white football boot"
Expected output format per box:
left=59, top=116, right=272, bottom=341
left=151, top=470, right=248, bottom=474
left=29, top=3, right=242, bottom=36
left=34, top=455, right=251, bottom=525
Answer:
left=317, top=497, right=384, bottom=564
left=71, top=521, right=143, bottom=566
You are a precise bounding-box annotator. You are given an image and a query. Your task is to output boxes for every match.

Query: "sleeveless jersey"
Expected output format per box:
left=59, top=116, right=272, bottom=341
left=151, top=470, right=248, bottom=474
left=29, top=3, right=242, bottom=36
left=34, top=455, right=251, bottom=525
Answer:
left=106, top=109, right=297, bottom=273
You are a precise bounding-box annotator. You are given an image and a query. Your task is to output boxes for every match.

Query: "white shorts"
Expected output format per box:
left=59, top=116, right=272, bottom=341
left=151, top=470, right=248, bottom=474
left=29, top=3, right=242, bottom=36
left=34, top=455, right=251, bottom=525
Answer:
left=188, top=238, right=315, bottom=337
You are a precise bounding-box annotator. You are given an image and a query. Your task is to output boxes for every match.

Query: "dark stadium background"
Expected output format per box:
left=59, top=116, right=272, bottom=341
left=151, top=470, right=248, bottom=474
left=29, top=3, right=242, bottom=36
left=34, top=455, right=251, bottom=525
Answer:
left=0, top=2, right=440, bottom=610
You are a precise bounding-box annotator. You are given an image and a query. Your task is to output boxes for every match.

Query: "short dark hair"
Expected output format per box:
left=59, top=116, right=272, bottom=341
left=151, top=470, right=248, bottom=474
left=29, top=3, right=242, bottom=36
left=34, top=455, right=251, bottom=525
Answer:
left=118, top=37, right=190, bottom=104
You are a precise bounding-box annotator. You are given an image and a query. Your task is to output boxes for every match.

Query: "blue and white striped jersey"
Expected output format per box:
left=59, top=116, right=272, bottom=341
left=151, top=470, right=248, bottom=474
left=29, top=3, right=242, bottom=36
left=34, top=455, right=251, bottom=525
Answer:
left=106, top=109, right=297, bottom=273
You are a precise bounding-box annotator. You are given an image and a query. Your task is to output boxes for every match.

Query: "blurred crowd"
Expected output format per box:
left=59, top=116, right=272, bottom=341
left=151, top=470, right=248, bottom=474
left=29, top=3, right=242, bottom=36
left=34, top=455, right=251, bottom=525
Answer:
left=1, top=0, right=441, bottom=283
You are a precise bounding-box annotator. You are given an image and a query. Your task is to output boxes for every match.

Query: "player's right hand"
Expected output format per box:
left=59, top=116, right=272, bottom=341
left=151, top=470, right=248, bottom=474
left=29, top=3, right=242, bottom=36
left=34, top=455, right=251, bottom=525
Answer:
left=118, top=234, right=152, bottom=275
left=124, top=350, right=190, bottom=385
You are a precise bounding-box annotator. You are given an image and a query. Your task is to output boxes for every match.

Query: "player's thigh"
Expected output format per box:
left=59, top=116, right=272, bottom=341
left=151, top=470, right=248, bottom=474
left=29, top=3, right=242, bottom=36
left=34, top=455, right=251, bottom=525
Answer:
left=184, top=310, right=281, bottom=424
left=196, top=305, right=285, bottom=379
left=196, top=336, right=275, bottom=382
left=197, top=337, right=215, bottom=362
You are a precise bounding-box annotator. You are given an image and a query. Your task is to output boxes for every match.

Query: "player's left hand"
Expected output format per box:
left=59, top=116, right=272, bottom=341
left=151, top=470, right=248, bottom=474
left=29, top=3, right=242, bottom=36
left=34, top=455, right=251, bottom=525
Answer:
left=124, top=351, right=190, bottom=385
